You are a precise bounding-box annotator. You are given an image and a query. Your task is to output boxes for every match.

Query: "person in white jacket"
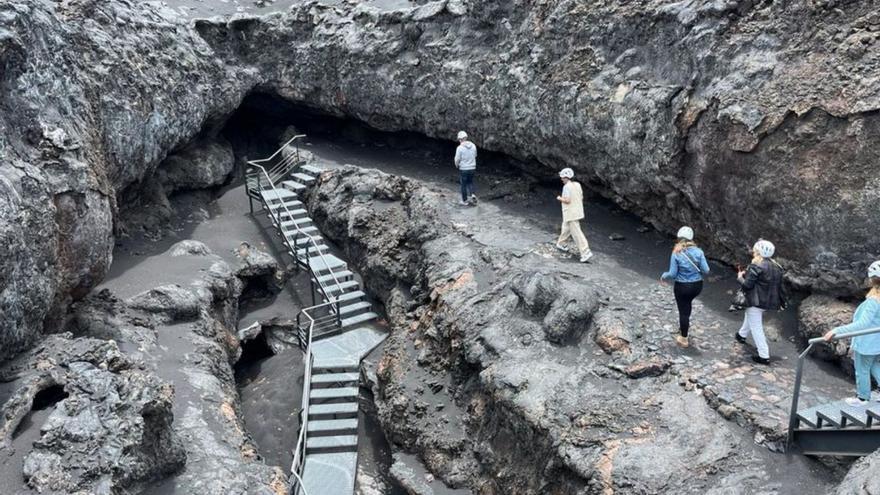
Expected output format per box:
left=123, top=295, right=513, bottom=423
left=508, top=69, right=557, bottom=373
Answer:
left=555, top=168, right=593, bottom=262
left=454, top=131, right=477, bottom=205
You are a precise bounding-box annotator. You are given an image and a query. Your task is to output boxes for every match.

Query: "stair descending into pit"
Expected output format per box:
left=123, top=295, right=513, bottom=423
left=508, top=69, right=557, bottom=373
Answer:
left=246, top=148, right=386, bottom=495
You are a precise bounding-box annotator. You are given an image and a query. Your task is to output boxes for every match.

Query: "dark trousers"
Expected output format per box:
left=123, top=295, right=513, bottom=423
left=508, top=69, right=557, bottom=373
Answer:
left=459, top=170, right=475, bottom=202
left=673, top=280, right=703, bottom=337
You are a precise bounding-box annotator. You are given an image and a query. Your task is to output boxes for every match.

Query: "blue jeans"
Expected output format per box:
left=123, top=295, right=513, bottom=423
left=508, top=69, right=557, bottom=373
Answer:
left=854, top=352, right=880, bottom=400
left=459, top=170, right=475, bottom=202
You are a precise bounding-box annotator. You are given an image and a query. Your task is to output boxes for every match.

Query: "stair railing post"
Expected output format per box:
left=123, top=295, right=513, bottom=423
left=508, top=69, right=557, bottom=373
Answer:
left=787, top=343, right=813, bottom=452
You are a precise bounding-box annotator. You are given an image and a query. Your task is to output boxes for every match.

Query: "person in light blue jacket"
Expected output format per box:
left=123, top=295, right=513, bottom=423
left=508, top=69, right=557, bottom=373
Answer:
left=660, top=226, right=710, bottom=348
left=824, top=260, right=880, bottom=405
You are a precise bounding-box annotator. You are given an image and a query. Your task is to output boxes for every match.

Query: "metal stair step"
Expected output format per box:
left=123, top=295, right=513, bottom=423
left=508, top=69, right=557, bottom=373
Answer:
left=291, top=172, right=316, bottom=184
left=312, top=372, right=360, bottom=386
left=260, top=188, right=296, bottom=202
left=310, top=386, right=358, bottom=403
left=313, top=364, right=359, bottom=374
left=281, top=217, right=314, bottom=230
left=308, top=402, right=359, bottom=420
left=293, top=245, right=330, bottom=259
left=325, top=280, right=361, bottom=296
left=341, top=312, right=379, bottom=328
left=314, top=270, right=354, bottom=284
left=268, top=199, right=303, bottom=210
left=284, top=226, right=320, bottom=240
left=339, top=301, right=372, bottom=316
left=308, top=255, right=347, bottom=274
left=282, top=180, right=307, bottom=192
left=867, top=404, right=880, bottom=424
left=840, top=403, right=871, bottom=427
left=815, top=402, right=848, bottom=428
left=301, top=164, right=324, bottom=176
left=336, top=290, right=366, bottom=303
left=797, top=409, right=819, bottom=429
left=276, top=208, right=308, bottom=220
left=307, top=419, right=358, bottom=436
left=305, top=435, right=358, bottom=454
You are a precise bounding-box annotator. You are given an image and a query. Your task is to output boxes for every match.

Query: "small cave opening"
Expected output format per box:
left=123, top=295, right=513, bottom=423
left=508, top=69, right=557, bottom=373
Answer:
left=13, top=384, right=69, bottom=441
left=234, top=330, right=275, bottom=385
left=32, top=384, right=68, bottom=412
left=219, top=91, right=547, bottom=200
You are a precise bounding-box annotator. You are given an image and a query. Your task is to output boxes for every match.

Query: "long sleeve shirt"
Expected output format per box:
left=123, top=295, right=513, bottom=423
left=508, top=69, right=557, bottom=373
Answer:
left=834, top=298, right=880, bottom=355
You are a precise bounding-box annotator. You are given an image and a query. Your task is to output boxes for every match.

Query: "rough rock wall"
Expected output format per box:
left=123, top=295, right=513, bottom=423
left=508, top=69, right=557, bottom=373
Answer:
left=0, top=0, right=256, bottom=361
left=200, top=0, right=880, bottom=294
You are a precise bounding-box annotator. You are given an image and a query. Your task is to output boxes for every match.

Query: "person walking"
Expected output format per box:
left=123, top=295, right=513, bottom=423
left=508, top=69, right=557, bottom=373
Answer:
left=735, top=239, right=785, bottom=365
left=454, top=131, right=477, bottom=206
left=823, top=261, right=880, bottom=405
left=660, top=226, right=710, bottom=348
left=555, top=168, right=593, bottom=263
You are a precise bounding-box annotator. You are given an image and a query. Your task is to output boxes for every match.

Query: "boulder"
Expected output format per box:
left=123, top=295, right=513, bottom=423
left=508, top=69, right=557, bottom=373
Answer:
left=798, top=295, right=857, bottom=371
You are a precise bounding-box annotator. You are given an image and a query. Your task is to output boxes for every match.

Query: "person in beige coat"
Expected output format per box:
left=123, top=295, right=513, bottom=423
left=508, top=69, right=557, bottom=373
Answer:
left=555, top=168, right=594, bottom=262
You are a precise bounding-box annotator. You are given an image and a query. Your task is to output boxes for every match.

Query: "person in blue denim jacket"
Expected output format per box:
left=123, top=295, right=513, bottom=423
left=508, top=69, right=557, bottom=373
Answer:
left=824, top=261, right=880, bottom=406
left=660, top=226, right=710, bottom=348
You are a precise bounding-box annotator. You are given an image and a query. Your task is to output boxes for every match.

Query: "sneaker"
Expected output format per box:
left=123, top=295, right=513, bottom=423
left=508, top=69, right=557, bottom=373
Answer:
left=751, top=355, right=770, bottom=365
left=459, top=200, right=469, bottom=206
left=555, top=243, right=569, bottom=252
left=735, top=333, right=747, bottom=344
left=845, top=397, right=869, bottom=407
left=470, top=194, right=478, bottom=204
left=675, top=335, right=689, bottom=348
left=580, top=250, right=594, bottom=263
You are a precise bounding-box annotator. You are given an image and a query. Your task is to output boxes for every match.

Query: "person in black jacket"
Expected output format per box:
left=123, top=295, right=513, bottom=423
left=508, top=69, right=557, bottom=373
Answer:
left=734, top=239, right=785, bottom=365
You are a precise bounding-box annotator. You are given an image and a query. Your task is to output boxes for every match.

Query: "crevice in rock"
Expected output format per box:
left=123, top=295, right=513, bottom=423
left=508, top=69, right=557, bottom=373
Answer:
left=11, top=384, right=67, bottom=441
left=234, top=329, right=275, bottom=383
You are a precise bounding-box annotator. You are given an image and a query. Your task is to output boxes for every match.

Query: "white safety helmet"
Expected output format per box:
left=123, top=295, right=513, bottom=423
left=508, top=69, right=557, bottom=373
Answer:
left=457, top=131, right=468, bottom=141
left=753, top=239, right=775, bottom=258
left=868, top=260, right=880, bottom=279
left=559, top=168, right=575, bottom=179
left=676, top=226, right=694, bottom=241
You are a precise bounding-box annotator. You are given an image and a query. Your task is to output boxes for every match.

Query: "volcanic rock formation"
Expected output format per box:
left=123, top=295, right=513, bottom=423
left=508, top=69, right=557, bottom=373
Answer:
left=4, top=0, right=880, bottom=363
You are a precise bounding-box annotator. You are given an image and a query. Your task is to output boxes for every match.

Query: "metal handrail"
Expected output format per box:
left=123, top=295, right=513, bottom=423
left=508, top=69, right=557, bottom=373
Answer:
left=787, top=325, right=880, bottom=450
left=290, top=300, right=341, bottom=495
left=246, top=155, right=345, bottom=305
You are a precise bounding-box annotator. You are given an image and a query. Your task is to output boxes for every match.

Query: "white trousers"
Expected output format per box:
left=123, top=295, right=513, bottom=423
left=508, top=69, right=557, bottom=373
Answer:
left=558, top=220, right=590, bottom=256
left=738, top=307, right=769, bottom=359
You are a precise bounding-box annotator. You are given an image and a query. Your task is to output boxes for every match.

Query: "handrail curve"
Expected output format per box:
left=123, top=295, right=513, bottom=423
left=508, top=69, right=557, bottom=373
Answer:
left=245, top=139, right=345, bottom=304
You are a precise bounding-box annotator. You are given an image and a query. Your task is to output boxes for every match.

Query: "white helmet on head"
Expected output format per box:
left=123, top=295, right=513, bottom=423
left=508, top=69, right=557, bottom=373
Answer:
left=868, top=261, right=880, bottom=279
left=457, top=131, right=468, bottom=140
left=559, top=168, right=575, bottom=179
left=753, top=239, right=775, bottom=258
left=676, top=226, right=694, bottom=241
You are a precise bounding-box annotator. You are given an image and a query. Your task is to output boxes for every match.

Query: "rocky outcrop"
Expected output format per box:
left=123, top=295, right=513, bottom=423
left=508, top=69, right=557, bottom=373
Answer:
left=15, top=240, right=290, bottom=494
left=0, top=335, right=184, bottom=494
left=198, top=0, right=880, bottom=296
left=305, top=166, right=839, bottom=493
left=4, top=0, right=880, bottom=376
left=798, top=295, right=858, bottom=374
left=0, top=0, right=255, bottom=361
left=834, top=449, right=880, bottom=495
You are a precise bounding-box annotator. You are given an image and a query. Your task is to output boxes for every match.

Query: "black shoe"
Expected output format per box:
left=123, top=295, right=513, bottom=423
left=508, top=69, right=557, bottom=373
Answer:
left=735, top=333, right=747, bottom=344
left=751, top=355, right=770, bottom=365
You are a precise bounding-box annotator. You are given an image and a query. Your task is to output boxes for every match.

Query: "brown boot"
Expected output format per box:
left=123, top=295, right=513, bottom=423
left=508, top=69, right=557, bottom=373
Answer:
left=675, top=335, right=689, bottom=348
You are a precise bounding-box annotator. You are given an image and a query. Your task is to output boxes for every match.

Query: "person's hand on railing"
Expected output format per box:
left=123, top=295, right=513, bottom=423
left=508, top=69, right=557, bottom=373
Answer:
left=822, top=330, right=835, bottom=342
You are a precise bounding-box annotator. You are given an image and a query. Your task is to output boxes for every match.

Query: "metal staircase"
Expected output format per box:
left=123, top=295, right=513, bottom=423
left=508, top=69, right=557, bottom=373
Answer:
left=246, top=136, right=380, bottom=494
left=788, top=326, right=880, bottom=456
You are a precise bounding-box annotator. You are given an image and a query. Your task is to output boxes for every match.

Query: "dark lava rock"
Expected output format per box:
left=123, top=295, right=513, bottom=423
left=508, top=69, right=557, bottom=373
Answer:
left=798, top=294, right=857, bottom=374
left=307, top=167, right=839, bottom=494
left=0, top=335, right=184, bottom=494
